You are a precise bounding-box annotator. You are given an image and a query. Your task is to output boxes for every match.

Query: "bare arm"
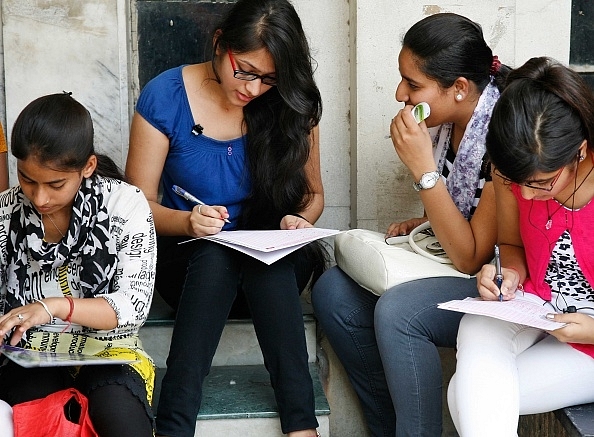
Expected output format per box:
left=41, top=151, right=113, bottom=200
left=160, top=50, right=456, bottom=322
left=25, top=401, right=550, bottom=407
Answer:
left=476, top=175, right=526, bottom=300
left=0, top=297, right=119, bottom=345
left=389, top=106, right=497, bottom=274
left=126, top=112, right=226, bottom=237
left=421, top=179, right=497, bottom=274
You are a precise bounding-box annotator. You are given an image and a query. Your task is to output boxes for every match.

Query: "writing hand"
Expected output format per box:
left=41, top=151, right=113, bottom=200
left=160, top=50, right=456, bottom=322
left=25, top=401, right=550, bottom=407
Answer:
left=189, top=204, right=228, bottom=237
left=476, top=265, right=521, bottom=301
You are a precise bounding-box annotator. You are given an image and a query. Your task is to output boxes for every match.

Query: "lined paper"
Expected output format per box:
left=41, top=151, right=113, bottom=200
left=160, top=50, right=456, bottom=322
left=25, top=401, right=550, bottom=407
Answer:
left=438, top=295, right=567, bottom=330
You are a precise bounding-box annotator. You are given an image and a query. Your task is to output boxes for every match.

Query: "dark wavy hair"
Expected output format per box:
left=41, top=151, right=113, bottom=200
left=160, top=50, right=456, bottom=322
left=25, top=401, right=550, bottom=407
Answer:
left=486, top=57, right=594, bottom=183
left=11, top=93, right=124, bottom=180
left=212, top=0, right=322, bottom=230
left=403, top=13, right=510, bottom=93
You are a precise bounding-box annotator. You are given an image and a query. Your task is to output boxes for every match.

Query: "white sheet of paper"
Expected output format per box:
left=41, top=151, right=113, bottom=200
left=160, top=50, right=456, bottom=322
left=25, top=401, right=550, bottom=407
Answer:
left=438, top=294, right=567, bottom=331
left=180, top=228, right=342, bottom=264
left=200, top=239, right=310, bottom=265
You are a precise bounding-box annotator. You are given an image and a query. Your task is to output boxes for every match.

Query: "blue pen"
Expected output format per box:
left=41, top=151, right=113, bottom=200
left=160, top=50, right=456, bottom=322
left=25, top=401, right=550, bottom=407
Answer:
left=494, top=244, right=504, bottom=301
left=172, top=185, right=231, bottom=224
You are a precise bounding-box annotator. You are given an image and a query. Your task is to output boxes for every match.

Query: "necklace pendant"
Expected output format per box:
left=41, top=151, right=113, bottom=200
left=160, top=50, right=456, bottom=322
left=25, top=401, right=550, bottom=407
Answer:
left=545, top=218, right=552, bottom=230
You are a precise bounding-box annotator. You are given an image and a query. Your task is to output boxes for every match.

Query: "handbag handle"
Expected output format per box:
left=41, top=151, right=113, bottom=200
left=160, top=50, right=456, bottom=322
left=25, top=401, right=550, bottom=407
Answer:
left=408, top=221, right=453, bottom=265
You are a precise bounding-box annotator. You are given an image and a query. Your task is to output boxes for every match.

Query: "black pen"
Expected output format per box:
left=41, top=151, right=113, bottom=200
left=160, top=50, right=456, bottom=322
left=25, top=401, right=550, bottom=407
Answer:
left=172, top=185, right=231, bottom=224
left=494, top=244, right=504, bottom=301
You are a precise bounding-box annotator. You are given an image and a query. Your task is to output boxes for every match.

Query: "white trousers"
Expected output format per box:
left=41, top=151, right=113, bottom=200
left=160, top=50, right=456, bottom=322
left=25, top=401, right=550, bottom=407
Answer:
left=0, top=400, right=13, bottom=437
left=448, top=312, right=594, bottom=437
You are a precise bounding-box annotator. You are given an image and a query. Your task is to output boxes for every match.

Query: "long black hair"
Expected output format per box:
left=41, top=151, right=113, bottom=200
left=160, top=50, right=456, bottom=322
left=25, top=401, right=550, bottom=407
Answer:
left=11, top=92, right=125, bottom=180
left=212, top=0, right=322, bottom=230
left=403, top=13, right=510, bottom=93
left=486, top=57, right=594, bottom=183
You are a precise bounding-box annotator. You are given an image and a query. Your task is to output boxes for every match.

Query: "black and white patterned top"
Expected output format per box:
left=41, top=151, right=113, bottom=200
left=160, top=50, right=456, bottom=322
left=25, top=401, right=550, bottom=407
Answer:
left=0, top=177, right=157, bottom=338
left=545, top=230, right=594, bottom=302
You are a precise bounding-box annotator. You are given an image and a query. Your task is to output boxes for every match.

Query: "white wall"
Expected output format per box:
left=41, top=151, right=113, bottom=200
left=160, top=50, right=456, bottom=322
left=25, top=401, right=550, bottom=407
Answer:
left=0, top=0, right=573, bottom=233
left=1, top=0, right=130, bottom=177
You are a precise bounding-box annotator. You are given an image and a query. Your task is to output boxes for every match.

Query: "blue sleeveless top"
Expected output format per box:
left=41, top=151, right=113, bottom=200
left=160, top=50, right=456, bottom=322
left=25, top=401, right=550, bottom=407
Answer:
left=135, top=66, right=250, bottom=230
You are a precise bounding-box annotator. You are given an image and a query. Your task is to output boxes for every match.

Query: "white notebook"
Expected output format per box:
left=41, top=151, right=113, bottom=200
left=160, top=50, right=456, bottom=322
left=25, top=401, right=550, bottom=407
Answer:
left=0, top=345, right=138, bottom=368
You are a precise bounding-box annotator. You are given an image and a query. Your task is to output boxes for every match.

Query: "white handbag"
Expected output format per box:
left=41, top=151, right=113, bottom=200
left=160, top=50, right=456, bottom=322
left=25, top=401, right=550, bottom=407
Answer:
left=334, top=221, right=471, bottom=296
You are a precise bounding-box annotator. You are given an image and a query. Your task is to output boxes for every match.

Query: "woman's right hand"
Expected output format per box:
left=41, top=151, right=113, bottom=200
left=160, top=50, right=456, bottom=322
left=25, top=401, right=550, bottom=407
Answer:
left=0, top=302, right=53, bottom=346
left=476, top=264, right=521, bottom=301
left=385, top=217, right=428, bottom=238
left=389, top=105, right=434, bottom=178
left=188, top=204, right=229, bottom=237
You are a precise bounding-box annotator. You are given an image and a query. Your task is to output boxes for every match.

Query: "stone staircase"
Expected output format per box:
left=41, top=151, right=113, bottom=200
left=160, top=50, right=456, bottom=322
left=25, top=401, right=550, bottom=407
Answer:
left=139, top=290, right=330, bottom=437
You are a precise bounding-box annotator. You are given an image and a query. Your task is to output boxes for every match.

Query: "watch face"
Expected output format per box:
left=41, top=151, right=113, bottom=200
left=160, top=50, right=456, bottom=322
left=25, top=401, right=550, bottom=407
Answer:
left=421, top=171, right=439, bottom=189
left=420, top=172, right=439, bottom=189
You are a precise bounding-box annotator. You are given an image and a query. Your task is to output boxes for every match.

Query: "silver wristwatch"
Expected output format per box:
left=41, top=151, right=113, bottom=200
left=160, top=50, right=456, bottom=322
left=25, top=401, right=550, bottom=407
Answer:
left=413, top=171, right=440, bottom=191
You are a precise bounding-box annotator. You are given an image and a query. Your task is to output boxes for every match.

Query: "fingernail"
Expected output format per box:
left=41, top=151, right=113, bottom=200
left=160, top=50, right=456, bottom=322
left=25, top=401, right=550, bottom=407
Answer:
left=545, top=313, right=555, bottom=320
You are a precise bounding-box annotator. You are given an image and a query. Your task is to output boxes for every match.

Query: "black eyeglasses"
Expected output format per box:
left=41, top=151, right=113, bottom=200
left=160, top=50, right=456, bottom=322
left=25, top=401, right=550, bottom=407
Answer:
left=494, top=166, right=565, bottom=192
left=227, top=49, right=277, bottom=86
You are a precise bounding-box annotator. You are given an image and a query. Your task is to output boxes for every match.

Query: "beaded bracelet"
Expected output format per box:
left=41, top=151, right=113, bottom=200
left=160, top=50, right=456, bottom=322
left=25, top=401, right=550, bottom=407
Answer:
left=34, top=299, right=54, bottom=324
left=61, top=296, right=74, bottom=333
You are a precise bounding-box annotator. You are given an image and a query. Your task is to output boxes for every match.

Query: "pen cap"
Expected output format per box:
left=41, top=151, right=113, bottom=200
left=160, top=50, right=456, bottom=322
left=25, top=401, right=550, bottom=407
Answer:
left=494, top=244, right=502, bottom=270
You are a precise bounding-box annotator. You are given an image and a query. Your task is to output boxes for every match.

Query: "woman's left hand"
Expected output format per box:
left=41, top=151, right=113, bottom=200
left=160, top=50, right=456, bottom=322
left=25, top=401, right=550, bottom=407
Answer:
left=281, top=215, right=313, bottom=230
left=0, top=302, right=52, bottom=346
left=547, top=312, right=594, bottom=344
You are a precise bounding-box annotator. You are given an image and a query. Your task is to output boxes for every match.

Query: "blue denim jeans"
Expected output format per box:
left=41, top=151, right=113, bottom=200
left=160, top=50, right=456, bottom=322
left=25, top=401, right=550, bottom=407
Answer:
left=155, top=238, right=319, bottom=437
left=312, top=266, right=478, bottom=437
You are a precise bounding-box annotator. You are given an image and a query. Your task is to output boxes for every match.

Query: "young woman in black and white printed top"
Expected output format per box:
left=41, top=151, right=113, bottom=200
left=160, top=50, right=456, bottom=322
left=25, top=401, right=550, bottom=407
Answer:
left=0, top=93, right=156, bottom=437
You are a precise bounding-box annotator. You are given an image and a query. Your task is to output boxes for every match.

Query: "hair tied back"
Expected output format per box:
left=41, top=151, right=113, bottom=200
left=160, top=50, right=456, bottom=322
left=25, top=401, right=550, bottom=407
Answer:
left=490, top=55, right=501, bottom=75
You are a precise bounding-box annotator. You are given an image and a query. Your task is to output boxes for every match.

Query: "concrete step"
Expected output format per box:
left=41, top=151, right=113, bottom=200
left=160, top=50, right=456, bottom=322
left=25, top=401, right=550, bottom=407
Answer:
left=140, top=291, right=318, bottom=368
left=153, top=364, right=330, bottom=437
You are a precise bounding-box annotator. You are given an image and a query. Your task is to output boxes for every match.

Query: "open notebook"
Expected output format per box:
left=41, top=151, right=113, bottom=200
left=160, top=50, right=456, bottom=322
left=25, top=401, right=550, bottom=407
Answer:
left=0, top=344, right=138, bottom=368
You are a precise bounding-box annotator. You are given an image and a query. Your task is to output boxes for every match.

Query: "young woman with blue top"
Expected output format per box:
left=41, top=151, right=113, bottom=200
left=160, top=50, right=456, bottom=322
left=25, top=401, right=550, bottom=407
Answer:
left=125, top=1, right=326, bottom=436
left=311, top=13, right=509, bottom=436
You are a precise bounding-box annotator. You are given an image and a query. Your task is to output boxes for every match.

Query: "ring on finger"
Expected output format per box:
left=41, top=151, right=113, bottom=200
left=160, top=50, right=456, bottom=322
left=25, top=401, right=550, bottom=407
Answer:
left=198, top=205, right=202, bottom=215
left=16, top=314, right=24, bottom=322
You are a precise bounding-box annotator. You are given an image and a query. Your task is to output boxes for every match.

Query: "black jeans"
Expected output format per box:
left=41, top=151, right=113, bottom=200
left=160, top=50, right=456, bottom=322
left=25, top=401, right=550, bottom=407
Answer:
left=155, top=238, right=319, bottom=437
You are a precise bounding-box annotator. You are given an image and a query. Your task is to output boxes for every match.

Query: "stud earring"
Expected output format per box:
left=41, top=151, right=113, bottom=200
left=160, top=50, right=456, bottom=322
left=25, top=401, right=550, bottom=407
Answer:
left=580, top=155, right=585, bottom=162
left=456, top=94, right=463, bottom=101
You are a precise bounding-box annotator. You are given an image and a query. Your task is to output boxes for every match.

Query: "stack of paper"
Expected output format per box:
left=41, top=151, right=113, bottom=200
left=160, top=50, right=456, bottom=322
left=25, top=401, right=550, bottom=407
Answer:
left=182, top=228, right=342, bottom=264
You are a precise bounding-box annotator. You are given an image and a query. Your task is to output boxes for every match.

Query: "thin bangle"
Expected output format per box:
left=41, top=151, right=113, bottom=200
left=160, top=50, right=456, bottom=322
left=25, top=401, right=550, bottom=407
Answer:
left=291, top=213, right=310, bottom=223
left=34, top=299, right=54, bottom=323
left=61, top=296, right=75, bottom=333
